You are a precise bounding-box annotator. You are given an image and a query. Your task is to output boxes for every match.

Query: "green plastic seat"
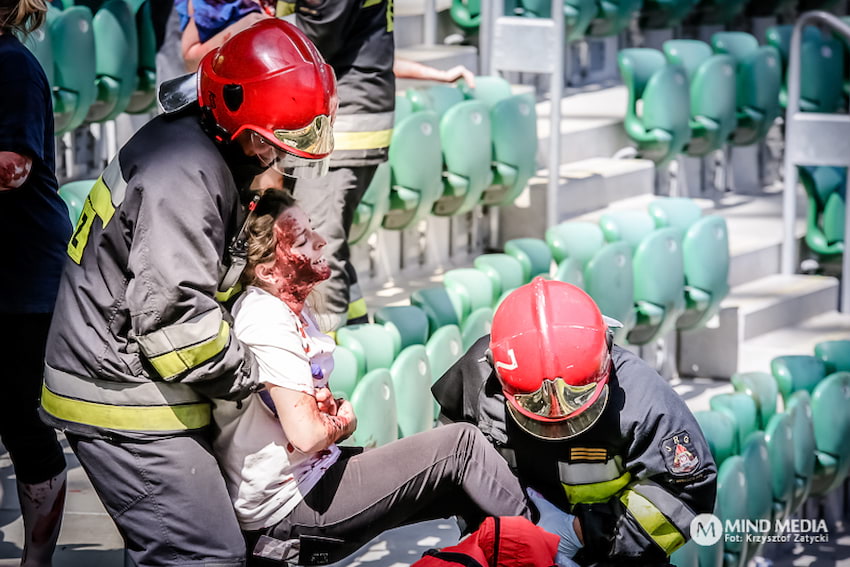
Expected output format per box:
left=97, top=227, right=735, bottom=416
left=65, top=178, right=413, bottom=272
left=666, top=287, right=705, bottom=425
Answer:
left=583, top=242, right=637, bottom=343
left=717, top=456, right=749, bottom=564
left=483, top=94, right=538, bottom=206
left=648, top=197, right=703, bottom=233
left=331, top=345, right=359, bottom=399
left=450, top=0, right=481, bottom=33
left=389, top=345, right=434, bottom=438
left=348, top=368, right=398, bottom=448
left=587, top=0, right=642, bottom=37
left=663, top=40, right=737, bottom=157
left=410, top=286, right=463, bottom=335
left=639, top=0, right=699, bottom=30
left=58, top=179, right=97, bottom=225
left=814, top=339, right=850, bottom=374
left=709, top=393, right=758, bottom=453
left=809, top=372, right=850, bottom=496
left=763, top=411, right=796, bottom=522
left=711, top=32, right=781, bottom=147
left=797, top=166, right=845, bottom=258
left=23, top=18, right=61, bottom=118
left=50, top=5, right=97, bottom=133
left=694, top=409, right=738, bottom=466
left=443, top=268, right=495, bottom=321
left=465, top=75, right=513, bottom=108
left=123, top=0, right=156, bottom=114
left=395, top=94, right=413, bottom=124
left=519, top=0, right=598, bottom=43
left=350, top=161, right=391, bottom=245
left=740, top=432, right=773, bottom=561
left=425, top=324, right=465, bottom=419
left=407, top=85, right=465, bottom=119
left=784, top=391, right=817, bottom=515
left=677, top=216, right=730, bottom=330
left=599, top=210, right=657, bottom=250
left=460, top=307, right=494, bottom=351
left=767, top=25, right=845, bottom=113
left=374, top=305, right=430, bottom=351
left=670, top=540, right=699, bottom=567
left=770, top=354, right=827, bottom=403
left=504, top=238, right=553, bottom=281
left=86, top=0, right=139, bottom=122
left=433, top=99, right=494, bottom=216
left=730, top=371, right=778, bottom=430
left=545, top=221, right=605, bottom=267
left=474, top=254, right=525, bottom=300
left=619, top=48, right=691, bottom=166
left=384, top=111, right=443, bottom=230
left=335, top=323, right=399, bottom=376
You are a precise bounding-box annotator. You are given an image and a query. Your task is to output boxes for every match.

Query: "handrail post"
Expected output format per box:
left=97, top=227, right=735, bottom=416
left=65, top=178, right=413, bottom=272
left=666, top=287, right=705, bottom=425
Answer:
left=547, top=0, right=564, bottom=230
left=423, top=0, right=437, bottom=46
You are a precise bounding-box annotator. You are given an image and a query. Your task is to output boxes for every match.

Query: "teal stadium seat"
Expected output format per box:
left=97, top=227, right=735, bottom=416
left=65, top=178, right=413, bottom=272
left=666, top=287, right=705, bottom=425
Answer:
left=546, top=221, right=605, bottom=287
left=763, top=411, right=796, bottom=522
left=87, top=0, right=139, bottom=122
left=648, top=196, right=702, bottom=233
left=740, top=433, right=773, bottom=561
left=411, top=286, right=463, bottom=335
left=518, top=0, right=598, bottom=43
left=730, top=371, right=778, bottom=430
left=335, top=324, right=399, bottom=376
left=58, top=179, right=97, bottom=224
left=23, top=15, right=64, bottom=125
left=587, top=0, right=642, bottom=37
left=374, top=305, right=430, bottom=351
left=350, top=161, right=391, bottom=245
left=709, top=393, right=758, bottom=453
left=814, top=339, right=850, bottom=374
left=809, top=372, right=850, bottom=496
left=670, top=540, right=699, bottom=567
left=349, top=369, right=398, bottom=448
left=711, top=32, right=781, bottom=147
left=618, top=48, right=691, bottom=166
left=330, top=345, right=359, bottom=399
left=784, top=392, right=817, bottom=515
left=770, top=354, right=827, bottom=403
left=694, top=409, right=738, bottom=465
left=717, top=457, right=749, bottom=565
left=389, top=345, right=434, bottom=438
left=797, top=166, right=845, bottom=259
left=383, top=110, right=443, bottom=230
left=425, top=324, right=465, bottom=418
left=504, top=238, right=553, bottom=281
left=408, top=84, right=464, bottom=118
left=663, top=40, right=737, bottom=157
left=123, top=0, right=156, bottom=113
left=583, top=241, right=636, bottom=343
left=450, top=0, right=480, bottom=34
left=639, top=0, right=699, bottom=30
left=50, top=5, right=97, bottom=133
left=443, top=269, right=496, bottom=348
left=474, top=254, right=526, bottom=302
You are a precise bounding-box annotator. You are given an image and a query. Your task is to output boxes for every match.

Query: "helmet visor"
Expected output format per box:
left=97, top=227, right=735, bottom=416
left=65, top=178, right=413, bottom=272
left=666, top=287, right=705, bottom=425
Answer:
left=507, top=384, right=609, bottom=441
left=248, top=131, right=329, bottom=179
left=273, top=114, right=334, bottom=157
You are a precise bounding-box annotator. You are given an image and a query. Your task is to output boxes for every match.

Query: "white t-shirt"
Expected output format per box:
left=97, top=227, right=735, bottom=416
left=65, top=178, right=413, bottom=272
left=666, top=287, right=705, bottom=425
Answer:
left=213, top=286, right=340, bottom=531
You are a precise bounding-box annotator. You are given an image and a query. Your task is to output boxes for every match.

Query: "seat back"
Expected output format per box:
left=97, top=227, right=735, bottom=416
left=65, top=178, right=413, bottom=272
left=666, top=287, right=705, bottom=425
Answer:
left=474, top=254, right=526, bottom=299
left=588, top=0, right=642, bottom=37
left=688, top=54, right=738, bottom=150
left=810, top=371, right=850, bottom=494
left=443, top=268, right=495, bottom=321
left=763, top=411, right=796, bottom=521
left=374, top=305, right=430, bottom=351
left=600, top=210, right=658, bottom=251
left=583, top=241, right=636, bottom=340
left=408, top=84, right=465, bottom=118
left=546, top=221, right=606, bottom=266
left=709, top=393, right=758, bottom=453
left=461, top=307, right=494, bottom=350
left=730, top=371, right=778, bottom=430
left=505, top=238, right=553, bottom=281
left=741, top=432, right=773, bottom=561
left=349, top=368, right=398, bottom=448
left=389, top=345, right=434, bottom=438
left=331, top=345, right=359, bottom=399
left=785, top=391, right=817, bottom=514
left=814, top=339, right=850, bottom=374
left=411, top=286, right=462, bottom=335
left=425, top=324, right=465, bottom=419
left=649, top=197, right=703, bottom=233
left=467, top=75, right=513, bottom=107
left=124, top=0, right=156, bottom=113
left=716, top=456, right=749, bottom=558
left=663, top=39, right=713, bottom=81
left=23, top=22, right=55, bottom=83
left=711, top=31, right=759, bottom=60
left=58, top=179, right=97, bottom=224
left=87, top=0, right=139, bottom=122
left=336, top=324, right=399, bottom=376
left=770, top=354, right=827, bottom=402
left=484, top=94, right=538, bottom=206
left=694, top=410, right=738, bottom=467
left=350, top=160, right=391, bottom=244
left=679, top=216, right=730, bottom=329
left=450, top=0, right=481, bottom=32
left=798, top=166, right=846, bottom=254
left=50, top=5, right=97, bottom=132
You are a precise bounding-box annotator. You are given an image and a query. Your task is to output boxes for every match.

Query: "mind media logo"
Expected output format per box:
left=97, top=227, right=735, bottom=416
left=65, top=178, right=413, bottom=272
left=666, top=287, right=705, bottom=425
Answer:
left=691, top=513, right=723, bottom=546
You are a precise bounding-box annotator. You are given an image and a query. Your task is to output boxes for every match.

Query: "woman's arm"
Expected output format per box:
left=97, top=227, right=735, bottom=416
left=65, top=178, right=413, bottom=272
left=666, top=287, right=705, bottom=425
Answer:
left=0, top=151, right=33, bottom=191
left=181, top=3, right=268, bottom=72
left=269, top=384, right=356, bottom=454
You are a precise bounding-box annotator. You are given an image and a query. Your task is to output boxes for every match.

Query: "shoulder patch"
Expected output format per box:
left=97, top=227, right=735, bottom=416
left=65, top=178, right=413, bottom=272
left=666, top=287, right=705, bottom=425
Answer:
left=569, top=447, right=608, bottom=463
left=660, top=431, right=700, bottom=475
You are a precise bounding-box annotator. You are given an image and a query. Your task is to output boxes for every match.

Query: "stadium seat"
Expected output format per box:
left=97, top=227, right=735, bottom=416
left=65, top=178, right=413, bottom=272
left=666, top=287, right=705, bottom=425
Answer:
left=335, top=324, right=398, bottom=376
left=599, top=210, right=656, bottom=251
left=670, top=540, right=699, bottom=567
left=481, top=93, right=538, bottom=206
left=763, top=411, right=796, bottom=522
left=546, top=221, right=605, bottom=270
left=50, top=5, right=97, bottom=133
left=648, top=197, right=703, bottom=233
left=389, top=345, right=435, bottom=438
left=694, top=410, right=738, bottom=466
left=618, top=48, right=691, bottom=166
left=23, top=14, right=63, bottom=123
left=331, top=345, right=359, bottom=399
left=740, top=432, right=773, bottom=561
left=767, top=25, right=845, bottom=113
left=350, top=161, right=391, bottom=245
left=432, top=99, right=494, bottom=216
left=123, top=0, right=156, bottom=114
left=730, top=371, right=778, bottom=430
left=86, top=0, right=139, bottom=122
left=583, top=242, right=637, bottom=343
left=450, top=0, right=481, bottom=34
left=770, top=354, right=827, bottom=403
left=374, top=305, right=430, bottom=351
left=809, top=371, right=850, bottom=496
left=349, top=369, right=398, bottom=448
left=443, top=268, right=495, bottom=322
left=505, top=238, right=553, bottom=281
left=710, top=32, right=781, bottom=147
left=797, top=166, right=845, bottom=259
left=58, top=179, right=97, bottom=225
left=518, top=0, right=598, bottom=43
left=464, top=75, right=513, bottom=108
left=709, top=393, right=758, bottom=453
left=425, top=324, right=465, bottom=418
left=474, top=254, right=526, bottom=300
left=663, top=40, right=737, bottom=157
left=408, top=84, right=465, bottom=118
left=639, top=0, right=699, bottom=30
left=460, top=306, right=494, bottom=351
left=587, top=0, right=642, bottom=37
left=784, top=391, right=817, bottom=514
left=814, top=339, right=850, bottom=374
left=383, top=111, right=443, bottom=230
left=395, top=94, right=413, bottom=123
left=717, top=457, right=749, bottom=566
left=411, top=286, right=463, bottom=335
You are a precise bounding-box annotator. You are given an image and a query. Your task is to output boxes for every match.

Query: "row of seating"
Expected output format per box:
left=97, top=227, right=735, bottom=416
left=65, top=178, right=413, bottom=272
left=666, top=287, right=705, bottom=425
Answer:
left=24, top=0, right=157, bottom=136
left=672, top=340, right=850, bottom=567
left=350, top=76, right=538, bottom=245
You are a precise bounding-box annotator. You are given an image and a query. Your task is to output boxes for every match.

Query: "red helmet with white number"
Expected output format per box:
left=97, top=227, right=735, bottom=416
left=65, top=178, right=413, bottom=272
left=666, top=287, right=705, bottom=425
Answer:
left=489, top=278, right=612, bottom=440
left=198, top=18, right=338, bottom=178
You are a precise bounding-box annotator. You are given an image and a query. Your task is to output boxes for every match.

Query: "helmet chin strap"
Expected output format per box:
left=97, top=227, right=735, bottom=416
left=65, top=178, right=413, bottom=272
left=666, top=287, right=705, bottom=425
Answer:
left=218, top=192, right=263, bottom=296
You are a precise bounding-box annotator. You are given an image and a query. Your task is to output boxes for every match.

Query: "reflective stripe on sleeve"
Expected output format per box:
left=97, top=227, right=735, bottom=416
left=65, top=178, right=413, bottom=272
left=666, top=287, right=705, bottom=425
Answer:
left=562, top=471, right=631, bottom=504
left=333, top=112, right=394, bottom=151
left=620, top=480, right=693, bottom=555
left=558, top=457, right=623, bottom=485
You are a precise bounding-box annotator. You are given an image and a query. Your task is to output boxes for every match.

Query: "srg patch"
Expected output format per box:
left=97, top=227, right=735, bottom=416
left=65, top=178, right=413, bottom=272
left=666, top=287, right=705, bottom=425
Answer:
left=661, top=431, right=700, bottom=476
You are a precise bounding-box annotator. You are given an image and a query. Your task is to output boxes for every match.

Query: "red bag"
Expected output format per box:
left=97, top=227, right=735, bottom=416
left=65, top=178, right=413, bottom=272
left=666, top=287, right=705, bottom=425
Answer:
left=413, top=516, right=559, bottom=567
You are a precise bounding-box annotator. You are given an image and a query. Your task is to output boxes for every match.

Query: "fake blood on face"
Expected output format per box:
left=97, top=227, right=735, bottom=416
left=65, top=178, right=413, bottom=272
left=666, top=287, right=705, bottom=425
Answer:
left=272, top=210, right=330, bottom=311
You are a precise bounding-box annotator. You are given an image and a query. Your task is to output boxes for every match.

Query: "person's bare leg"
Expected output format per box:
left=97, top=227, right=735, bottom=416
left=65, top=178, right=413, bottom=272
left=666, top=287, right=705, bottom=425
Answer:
left=18, top=470, right=66, bottom=567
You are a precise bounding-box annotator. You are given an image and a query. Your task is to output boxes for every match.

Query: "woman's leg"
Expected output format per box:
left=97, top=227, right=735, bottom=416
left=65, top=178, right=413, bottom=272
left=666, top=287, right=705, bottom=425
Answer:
left=261, top=422, right=528, bottom=562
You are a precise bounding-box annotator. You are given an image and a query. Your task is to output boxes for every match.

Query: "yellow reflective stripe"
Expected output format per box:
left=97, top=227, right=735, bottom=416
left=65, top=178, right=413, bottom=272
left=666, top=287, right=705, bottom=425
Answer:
left=276, top=0, right=295, bottom=16
left=41, top=385, right=211, bottom=432
left=619, top=488, right=686, bottom=555
left=562, top=471, right=631, bottom=504
left=362, top=0, right=381, bottom=6
left=386, top=0, right=393, bottom=31
left=215, top=283, right=242, bottom=303
left=347, top=298, right=368, bottom=320
left=68, top=177, right=116, bottom=264
left=333, top=129, right=393, bottom=151
left=147, top=321, right=230, bottom=380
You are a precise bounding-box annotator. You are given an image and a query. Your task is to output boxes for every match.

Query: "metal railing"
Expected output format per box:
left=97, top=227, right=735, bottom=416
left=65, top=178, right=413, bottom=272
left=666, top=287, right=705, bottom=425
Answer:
left=782, top=11, right=850, bottom=313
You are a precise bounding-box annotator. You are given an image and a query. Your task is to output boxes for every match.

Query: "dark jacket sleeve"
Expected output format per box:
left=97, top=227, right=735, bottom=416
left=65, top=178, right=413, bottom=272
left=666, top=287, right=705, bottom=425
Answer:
left=574, top=349, right=717, bottom=565
left=124, top=157, right=257, bottom=401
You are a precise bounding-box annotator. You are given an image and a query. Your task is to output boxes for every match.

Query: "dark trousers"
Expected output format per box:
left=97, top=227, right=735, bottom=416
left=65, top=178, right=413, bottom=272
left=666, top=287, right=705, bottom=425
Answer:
left=0, top=312, right=65, bottom=484
left=68, top=432, right=246, bottom=567
left=293, top=165, right=378, bottom=329
left=247, top=423, right=530, bottom=565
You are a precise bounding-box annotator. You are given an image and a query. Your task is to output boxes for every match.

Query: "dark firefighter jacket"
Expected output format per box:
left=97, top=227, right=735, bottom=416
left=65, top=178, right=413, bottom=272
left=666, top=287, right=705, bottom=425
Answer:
left=432, top=337, right=717, bottom=566
left=294, top=0, right=395, bottom=167
left=41, top=111, right=260, bottom=440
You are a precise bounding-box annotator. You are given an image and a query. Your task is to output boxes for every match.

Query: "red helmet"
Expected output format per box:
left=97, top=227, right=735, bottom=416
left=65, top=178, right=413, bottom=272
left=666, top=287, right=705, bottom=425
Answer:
left=198, top=18, right=338, bottom=178
left=489, top=277, right=612, bottom=440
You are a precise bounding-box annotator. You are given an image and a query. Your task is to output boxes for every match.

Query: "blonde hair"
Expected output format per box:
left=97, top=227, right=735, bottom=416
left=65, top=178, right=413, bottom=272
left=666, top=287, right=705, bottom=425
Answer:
left=0, top=0, right=48, bottom=37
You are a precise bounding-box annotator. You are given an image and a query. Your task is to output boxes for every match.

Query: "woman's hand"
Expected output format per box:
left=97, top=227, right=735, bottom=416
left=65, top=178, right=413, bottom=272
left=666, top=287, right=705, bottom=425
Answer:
left=315, top=387, right=338, bottom=415
left=269, top=384, right=357, bottom=453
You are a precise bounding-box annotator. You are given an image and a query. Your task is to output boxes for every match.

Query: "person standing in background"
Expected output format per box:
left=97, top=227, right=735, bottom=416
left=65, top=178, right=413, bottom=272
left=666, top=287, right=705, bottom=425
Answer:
left=0, top=0, right=71, bottom=564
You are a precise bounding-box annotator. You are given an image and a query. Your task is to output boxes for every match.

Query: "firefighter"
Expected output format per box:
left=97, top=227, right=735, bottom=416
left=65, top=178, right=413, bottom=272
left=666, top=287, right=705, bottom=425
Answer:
left=432, top=278, right=718, bottom=566
left=40, top=19, right=337, bottom=567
